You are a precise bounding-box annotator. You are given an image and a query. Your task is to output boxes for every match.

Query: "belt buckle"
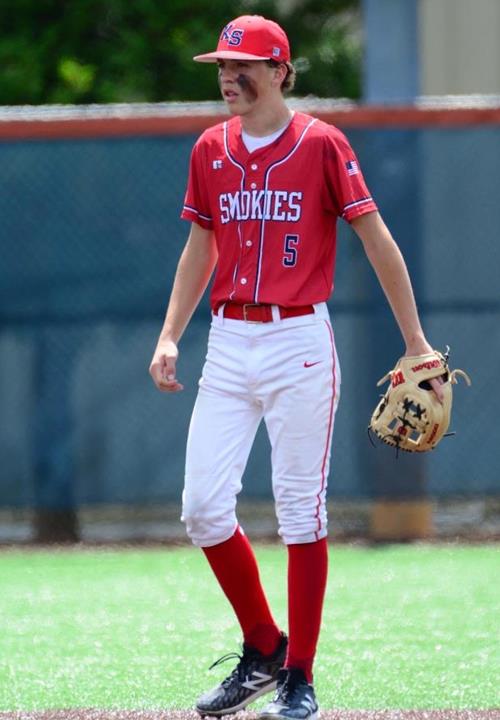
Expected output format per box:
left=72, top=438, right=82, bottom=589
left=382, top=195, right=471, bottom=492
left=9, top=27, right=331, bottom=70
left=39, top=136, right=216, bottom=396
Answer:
left=243, top=303, right=264, bottom=323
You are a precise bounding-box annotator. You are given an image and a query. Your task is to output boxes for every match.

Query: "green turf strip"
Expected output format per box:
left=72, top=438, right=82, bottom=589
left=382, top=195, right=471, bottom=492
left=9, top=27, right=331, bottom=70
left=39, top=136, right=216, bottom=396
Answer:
left=0, top=545, right=498, bottom=711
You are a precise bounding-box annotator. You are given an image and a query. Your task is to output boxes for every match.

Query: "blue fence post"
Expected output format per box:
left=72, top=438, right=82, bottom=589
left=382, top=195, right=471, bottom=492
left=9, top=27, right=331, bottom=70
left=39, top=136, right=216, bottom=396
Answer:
left=362, top=0, right=419, bottom=104
left=362, top=0, right=432, bottom=539
left=32, top=327, right=80, bottom=542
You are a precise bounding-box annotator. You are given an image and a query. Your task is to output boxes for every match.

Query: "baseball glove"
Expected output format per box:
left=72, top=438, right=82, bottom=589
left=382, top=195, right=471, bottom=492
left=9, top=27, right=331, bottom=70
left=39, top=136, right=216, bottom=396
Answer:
left=369, top=348, right=471, bottom=453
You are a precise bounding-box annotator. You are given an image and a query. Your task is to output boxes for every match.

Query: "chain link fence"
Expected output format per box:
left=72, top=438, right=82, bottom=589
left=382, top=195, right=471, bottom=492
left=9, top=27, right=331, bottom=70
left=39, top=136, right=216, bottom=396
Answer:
left=1, top=104, right=498, bottom=541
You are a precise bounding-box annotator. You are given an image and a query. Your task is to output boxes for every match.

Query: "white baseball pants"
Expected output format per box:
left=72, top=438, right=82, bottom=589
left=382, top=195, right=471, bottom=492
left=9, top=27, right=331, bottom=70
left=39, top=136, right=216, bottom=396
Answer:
left=181, top=302, right=341, bottom=547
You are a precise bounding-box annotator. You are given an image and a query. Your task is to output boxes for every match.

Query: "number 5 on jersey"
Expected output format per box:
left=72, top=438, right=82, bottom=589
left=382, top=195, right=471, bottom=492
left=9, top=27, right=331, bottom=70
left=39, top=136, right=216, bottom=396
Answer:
left=283, top=234, right=299, bottom=267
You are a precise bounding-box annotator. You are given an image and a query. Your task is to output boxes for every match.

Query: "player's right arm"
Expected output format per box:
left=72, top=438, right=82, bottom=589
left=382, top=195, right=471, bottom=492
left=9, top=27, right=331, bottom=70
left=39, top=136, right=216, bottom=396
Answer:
left=149, top=222, right=218, bottom=393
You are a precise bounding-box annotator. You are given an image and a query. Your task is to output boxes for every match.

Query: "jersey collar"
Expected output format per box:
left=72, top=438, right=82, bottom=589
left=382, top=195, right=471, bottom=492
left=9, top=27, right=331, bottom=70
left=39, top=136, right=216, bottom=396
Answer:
left=227, top=112, right=302, bottom=164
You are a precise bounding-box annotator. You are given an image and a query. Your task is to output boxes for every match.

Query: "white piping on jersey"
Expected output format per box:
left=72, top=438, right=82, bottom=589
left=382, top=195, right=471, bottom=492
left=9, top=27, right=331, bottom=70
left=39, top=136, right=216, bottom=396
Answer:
left=231, top=223, right=243, bottom=300
left=341, top=196, right=373, bottom=217
left=223, top=122, right=246, bottom=300
left=183, top=204, right=212, bottom=222
left=254, top=117, right=318, bottom=303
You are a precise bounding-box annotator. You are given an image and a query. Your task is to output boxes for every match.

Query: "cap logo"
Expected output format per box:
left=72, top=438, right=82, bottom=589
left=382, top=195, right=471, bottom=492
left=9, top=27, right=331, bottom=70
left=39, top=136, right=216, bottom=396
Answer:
left=221, top=23, right=244, bottom=47
left=272, top=47, right=281, bottom=57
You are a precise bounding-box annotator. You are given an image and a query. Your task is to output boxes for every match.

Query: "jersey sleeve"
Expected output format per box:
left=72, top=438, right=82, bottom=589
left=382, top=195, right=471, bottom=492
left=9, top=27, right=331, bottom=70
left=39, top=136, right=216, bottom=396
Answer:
left=323, top=128, right=378, bottom=223
left=180, top=138, right=214, bottom=230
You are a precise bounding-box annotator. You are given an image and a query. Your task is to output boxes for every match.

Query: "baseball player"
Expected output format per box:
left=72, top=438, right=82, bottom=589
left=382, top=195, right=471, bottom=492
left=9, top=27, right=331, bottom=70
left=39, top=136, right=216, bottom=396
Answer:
left=150, top=15, right=442, bottom=720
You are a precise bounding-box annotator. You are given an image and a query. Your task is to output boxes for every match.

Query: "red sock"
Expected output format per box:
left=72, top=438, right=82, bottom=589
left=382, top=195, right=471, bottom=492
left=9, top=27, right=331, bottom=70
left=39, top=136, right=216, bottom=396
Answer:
left=285, top=538, right=328, bottom=683
left=202, top=526, right=282, bottom=656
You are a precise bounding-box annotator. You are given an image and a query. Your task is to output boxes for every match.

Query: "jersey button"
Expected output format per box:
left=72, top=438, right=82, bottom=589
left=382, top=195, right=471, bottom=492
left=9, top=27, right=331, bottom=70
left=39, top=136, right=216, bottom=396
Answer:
left=240, top=278, right=247, bottom=285
left=251, top=163, right=258, bottom=170
left=245, top=240, right=252, bottom=247
left=250, top=182, right=257, bottom=189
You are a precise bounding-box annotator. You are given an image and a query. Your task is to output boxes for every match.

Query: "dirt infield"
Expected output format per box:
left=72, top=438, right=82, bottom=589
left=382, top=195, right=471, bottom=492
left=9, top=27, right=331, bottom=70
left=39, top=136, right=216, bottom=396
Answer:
left=1, top=711, right=498, bottom=720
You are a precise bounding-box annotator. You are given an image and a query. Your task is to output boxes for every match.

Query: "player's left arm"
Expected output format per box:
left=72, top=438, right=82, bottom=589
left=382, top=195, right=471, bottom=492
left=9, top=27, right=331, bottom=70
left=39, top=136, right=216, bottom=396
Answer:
left=351, top=210, right=444, bottom=401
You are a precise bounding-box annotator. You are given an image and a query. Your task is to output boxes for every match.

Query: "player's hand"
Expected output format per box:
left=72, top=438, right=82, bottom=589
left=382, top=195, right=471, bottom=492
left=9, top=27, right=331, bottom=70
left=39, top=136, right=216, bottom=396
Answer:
left=428, top=375, right=444, bottom=404
left=149, top=339, right=184, bottom=393
left=404, top=339, right=444, bottom=404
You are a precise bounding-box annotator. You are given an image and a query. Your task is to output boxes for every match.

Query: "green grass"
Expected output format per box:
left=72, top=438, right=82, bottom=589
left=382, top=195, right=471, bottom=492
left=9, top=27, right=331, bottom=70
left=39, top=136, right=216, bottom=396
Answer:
left=0, top=544, right=498, bottom=711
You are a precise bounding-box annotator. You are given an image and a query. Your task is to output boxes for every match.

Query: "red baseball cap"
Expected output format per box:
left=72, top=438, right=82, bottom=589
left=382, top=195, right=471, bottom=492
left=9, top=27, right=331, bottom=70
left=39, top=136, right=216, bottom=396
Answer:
left=193, top=15, right=291, bottom=64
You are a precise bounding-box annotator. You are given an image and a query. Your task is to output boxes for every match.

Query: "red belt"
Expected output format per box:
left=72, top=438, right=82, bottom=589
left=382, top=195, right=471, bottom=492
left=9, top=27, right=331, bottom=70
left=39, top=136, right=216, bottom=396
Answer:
left=222, top=302, right=315, bottom=323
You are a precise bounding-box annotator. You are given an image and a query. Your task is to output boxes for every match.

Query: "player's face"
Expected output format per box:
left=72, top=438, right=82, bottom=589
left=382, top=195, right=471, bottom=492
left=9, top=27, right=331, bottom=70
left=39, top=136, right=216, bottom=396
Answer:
left=217, top=59, right=282, bottom=115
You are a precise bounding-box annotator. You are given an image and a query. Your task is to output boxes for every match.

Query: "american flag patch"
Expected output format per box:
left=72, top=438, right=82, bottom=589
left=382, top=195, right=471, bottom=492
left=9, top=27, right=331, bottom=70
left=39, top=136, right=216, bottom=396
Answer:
left=346, top=159, right=359, bottom=176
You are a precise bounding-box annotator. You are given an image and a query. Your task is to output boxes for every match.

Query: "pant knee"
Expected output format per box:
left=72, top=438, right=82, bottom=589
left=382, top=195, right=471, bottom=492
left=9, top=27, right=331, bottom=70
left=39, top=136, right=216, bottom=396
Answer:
left=181, top=491, right=237, bottom=547
left=275, top=482, right=327, bottom=544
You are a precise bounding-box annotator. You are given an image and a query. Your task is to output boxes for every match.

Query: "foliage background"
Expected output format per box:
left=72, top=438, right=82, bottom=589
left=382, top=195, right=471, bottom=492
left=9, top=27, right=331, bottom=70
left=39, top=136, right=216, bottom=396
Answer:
left=0, top=0, right=361, bottom=105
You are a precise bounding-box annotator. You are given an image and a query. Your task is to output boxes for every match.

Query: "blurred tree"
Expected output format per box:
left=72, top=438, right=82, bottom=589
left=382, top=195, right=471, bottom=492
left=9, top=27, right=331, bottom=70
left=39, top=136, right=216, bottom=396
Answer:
left=0, top=0, right=361, bottom=104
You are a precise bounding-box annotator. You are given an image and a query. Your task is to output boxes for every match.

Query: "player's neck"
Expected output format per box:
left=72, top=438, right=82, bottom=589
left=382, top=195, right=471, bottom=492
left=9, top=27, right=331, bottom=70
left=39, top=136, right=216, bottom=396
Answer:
left=240, top=100, right=292, bottom=138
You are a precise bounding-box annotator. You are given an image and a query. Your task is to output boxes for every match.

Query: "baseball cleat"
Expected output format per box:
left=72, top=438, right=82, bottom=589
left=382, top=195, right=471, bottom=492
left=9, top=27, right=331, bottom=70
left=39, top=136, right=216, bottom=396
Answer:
left=195, top=632, right=288, bottom=717
left=258, top=667, right=319, bottom=720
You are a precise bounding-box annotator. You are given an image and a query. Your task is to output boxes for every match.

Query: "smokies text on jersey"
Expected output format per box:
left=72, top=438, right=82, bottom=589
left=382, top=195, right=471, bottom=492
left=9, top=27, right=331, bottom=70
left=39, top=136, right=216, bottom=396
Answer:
left=219, top=189, right=303, bottom=224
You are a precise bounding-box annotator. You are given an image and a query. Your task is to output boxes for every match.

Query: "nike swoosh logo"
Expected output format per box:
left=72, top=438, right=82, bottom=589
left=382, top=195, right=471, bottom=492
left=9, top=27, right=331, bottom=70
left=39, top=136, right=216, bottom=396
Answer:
left=304, top=361, right=322, bottom=368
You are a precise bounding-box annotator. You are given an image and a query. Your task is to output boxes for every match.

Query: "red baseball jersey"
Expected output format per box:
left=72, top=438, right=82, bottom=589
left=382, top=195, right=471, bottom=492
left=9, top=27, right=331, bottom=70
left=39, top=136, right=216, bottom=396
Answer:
left=181, top=111, right=377, bottom=311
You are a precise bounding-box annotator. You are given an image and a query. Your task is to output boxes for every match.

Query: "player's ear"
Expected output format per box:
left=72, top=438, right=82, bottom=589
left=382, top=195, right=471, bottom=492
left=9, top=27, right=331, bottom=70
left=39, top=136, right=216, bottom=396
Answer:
left=270, top=62, right=287, bottom=88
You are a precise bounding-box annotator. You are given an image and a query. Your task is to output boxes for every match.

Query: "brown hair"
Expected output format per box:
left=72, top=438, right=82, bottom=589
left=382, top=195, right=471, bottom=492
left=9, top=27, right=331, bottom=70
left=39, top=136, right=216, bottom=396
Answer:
left=266, top=59, right=296, bottom=94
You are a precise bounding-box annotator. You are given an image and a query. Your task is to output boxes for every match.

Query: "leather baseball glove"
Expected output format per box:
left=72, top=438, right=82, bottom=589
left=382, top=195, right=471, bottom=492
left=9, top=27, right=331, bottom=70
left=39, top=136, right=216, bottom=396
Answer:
left=369, top=348, right=471, bottom=453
